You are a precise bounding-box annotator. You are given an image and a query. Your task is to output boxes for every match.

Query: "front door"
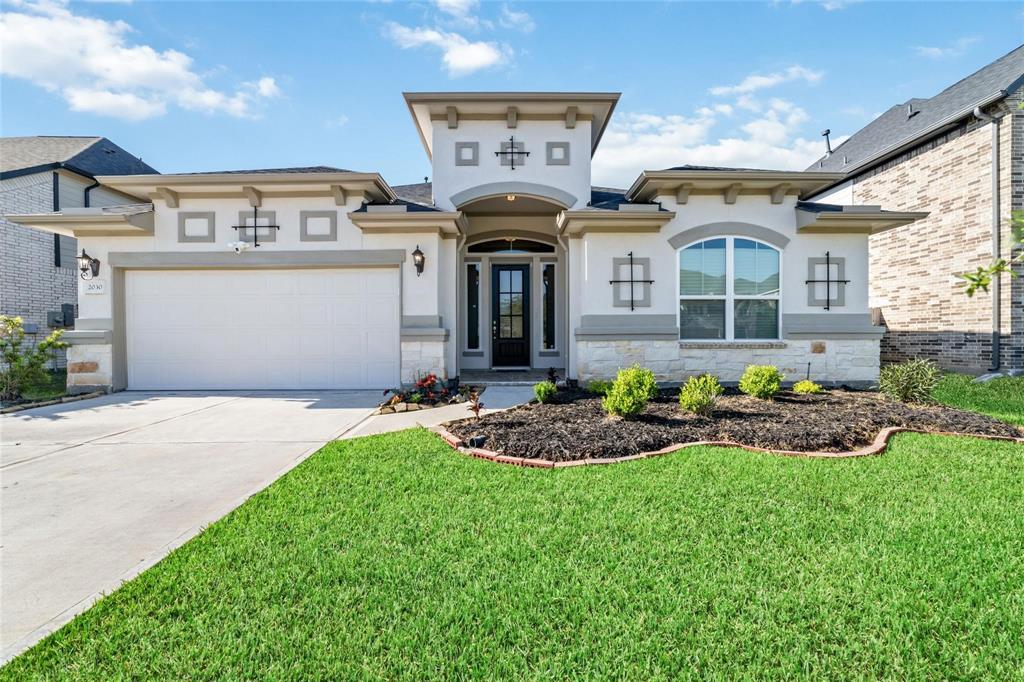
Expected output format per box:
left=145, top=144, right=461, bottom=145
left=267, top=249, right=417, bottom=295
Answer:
left=491, top=264, right=530, bottom=367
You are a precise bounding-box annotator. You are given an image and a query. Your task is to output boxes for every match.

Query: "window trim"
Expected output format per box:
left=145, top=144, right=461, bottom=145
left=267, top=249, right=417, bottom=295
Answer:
left=677, top=236, right=782, bottom=341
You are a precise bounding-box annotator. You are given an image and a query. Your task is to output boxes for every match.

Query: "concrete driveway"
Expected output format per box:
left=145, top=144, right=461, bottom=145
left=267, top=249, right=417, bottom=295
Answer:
left=1, top=390, right=378, bottom=661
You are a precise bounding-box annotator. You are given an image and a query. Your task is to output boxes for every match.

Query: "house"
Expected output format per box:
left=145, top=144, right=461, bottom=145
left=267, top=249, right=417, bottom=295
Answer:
left=0, top=137, right=158, bottom=366
left=807, top=45, right=1024, bottom=374
left=8, top=93, right=925, bottom=393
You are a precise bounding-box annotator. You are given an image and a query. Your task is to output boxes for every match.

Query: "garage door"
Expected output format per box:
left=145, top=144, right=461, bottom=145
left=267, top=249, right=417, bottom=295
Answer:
left=126, top=268, right=400, bottom=389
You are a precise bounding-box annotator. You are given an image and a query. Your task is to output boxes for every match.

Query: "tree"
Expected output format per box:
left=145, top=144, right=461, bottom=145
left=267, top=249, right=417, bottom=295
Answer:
left=0, top=316, right=68, bottom=403
left=956, top=210, right=1024, bottom=297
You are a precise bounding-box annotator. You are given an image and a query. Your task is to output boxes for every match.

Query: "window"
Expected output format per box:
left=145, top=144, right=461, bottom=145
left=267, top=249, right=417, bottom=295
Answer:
left=679, top=237, right=780, bottom=340
left=467, top=239, right=553, bottom=254
left=542, top=263, right=556, bottom=350
left=466, top=263, right=480, bottom=350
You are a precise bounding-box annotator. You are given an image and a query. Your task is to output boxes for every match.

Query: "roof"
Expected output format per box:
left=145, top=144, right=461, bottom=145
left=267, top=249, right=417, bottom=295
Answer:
left=175, top=165, right=356, bottom=175
left=795, top=201, right=928, bottom=234
left=627, top=168, right=844, bottom=202
left=403, top=92, right=619, bottom=160
left=0, top=136, right=158, bottom=179
left=809, top=44, right=1024, bottom=175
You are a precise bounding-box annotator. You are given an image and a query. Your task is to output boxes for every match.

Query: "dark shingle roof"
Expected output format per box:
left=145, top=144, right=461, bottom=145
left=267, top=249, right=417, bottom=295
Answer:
left=392, top=182, right=433, bottom=205
left=0, top=136, right=158, bottom=178
left=589, top=187, right=629, bottom=209
left=663, top=164, right=792, bottom=173
left=177, top=165, right=355, bottom=175
left=809, top=44, right=1024, bottom=174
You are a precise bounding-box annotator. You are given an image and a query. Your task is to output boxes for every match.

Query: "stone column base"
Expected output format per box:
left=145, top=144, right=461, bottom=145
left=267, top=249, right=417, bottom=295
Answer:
left=401, top=340, right=449, bottom=384
left=66, top=344, right=113, bottom=394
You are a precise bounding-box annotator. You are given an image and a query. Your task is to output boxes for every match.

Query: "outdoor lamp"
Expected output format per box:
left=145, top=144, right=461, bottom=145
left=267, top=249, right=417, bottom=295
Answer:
left=77, top=249, right=100, bottom=280
left=412, top=245, right=425, bottom=276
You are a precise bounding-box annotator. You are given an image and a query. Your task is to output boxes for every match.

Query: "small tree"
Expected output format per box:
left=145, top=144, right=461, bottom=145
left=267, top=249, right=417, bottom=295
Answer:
left=957, top=210, right=1024, bottom=297
left=0, top=316, right=67, bottom=402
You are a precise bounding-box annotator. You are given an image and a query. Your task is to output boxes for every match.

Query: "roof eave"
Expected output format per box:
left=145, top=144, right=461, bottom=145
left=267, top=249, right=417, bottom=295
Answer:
left=627, top=170, right=846, bottom=202
left=556, top=209, right=676, bottom=236
left=795, top=209, right=929, bottom=234
left=348, top=210, right=467, bottom=236
left=5, top=208, right=155, bottom=237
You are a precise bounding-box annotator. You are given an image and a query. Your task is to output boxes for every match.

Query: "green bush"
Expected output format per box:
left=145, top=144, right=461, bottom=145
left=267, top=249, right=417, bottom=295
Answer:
left=585, top=379, right=613, bottom=396
left=534, top=380, right=557, bottom=404
left=793, top=379, right=823, bottom=395
left=0, top=315, right=67, bottom=403
left=678, top=374, right=724, bottom=416
left=738, top=365, right=784, bottom=400
left=602, top=365, right=658, bottom=418
left=878, top=358, right=941, bottom=403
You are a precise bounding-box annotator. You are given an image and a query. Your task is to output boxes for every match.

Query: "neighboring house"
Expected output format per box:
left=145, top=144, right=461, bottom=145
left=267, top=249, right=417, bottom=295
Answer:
left=10, top=93, right=923, bottom=393
left=0, top=137, right=158, bottom=366
left=808, top=45, right=1024, bottom=374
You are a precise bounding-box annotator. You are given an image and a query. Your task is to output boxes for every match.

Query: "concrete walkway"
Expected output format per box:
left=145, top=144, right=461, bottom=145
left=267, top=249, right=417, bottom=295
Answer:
left=342, top=385, right=534, bottom=438
left=1, top=390, right=378, bottom=662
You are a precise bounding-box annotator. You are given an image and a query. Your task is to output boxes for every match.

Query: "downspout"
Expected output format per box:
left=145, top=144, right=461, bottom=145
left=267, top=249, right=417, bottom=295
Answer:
left=974, top=106, right=1003, bottom=371
left=83, top=179, right=100, bottom=207
left=556, top=230, right=571, bottom=383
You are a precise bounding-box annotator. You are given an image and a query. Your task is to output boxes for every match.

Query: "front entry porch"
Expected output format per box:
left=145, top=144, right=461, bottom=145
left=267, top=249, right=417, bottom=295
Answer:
left=457, top=233, right=566, bottom=377
left=460, top=367, right=566, bottom=386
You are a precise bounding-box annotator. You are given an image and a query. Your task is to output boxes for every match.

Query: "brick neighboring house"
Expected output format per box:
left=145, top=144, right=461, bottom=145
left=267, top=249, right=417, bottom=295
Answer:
left=0, top=137, right=157, bottom=366
left=808, top=45, right=1024, bottom=374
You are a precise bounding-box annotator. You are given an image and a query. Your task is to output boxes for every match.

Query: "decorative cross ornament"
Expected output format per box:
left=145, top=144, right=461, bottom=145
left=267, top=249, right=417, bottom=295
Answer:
left=608, top=251, right=655, bottom=311
left=232, top=207, right=280, bottom=247
left=494, top=136, right=529, bottom=170
left=804, top=251, right=850, bottom=311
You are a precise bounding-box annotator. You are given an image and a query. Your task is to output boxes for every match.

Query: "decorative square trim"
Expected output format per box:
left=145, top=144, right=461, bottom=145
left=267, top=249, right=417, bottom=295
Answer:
left=236, top=210, right=277, bottom=243
left=177, top=212, right=215, bottom=243
left=455, top=142, right=479, bottom=166
left=806, top=256, right=846, bottom=307
left=299, top=210, right=338, bottom=242
left=612, top=256, right=652, bottom=308
left=546, top=142, right=570, bottom=166
left=499, top=140, right=526, bottom=167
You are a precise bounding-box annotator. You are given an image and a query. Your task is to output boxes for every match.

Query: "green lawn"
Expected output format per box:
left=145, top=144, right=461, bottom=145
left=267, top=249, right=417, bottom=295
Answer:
left=4, top=426, right=1023, bottom=679
left=933, top=373, right=1024, bottom=426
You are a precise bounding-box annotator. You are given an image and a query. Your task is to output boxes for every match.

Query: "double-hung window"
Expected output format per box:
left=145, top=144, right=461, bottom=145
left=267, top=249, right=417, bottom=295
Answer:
left=678, top=237, right=780, bottom=340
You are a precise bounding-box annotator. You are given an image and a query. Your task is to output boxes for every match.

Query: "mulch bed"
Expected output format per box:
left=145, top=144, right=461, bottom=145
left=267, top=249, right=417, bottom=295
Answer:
left=446, top=388, right=1024, bottom=462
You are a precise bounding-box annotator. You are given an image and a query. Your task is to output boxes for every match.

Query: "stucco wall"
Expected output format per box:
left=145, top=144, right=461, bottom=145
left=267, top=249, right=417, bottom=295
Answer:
left=431, top=119, right=592, bottom=210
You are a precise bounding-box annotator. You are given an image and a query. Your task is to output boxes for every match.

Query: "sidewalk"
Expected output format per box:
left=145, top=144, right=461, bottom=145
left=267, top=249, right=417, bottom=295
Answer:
left=341, top=386, right=534, bottom=439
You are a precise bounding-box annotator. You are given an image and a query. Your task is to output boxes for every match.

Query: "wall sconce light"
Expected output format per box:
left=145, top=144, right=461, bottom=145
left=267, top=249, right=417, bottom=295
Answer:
left=77, top=249, right=100, bottom=280
left=412, top=245, right=425, bottom=276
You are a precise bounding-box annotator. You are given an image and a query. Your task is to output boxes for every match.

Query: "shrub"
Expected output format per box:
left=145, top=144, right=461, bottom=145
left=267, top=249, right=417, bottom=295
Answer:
left=793, top=379, right=823, bottom=395
left=879, top=358, right=941, bottom=403
left=602, top=364, right=658, bottom=418
left=0, top=315, right=67, bottom=403
left=534, top=380, right=557, bottom=404
left=739, top=364, right=784, bottom=400
left=585, top=379, right=613, bottom=396
left=678, top=374, right=724, bottom=416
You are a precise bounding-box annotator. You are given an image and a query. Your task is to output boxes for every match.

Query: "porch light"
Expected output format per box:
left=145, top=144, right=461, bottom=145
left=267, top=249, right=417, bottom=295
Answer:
left=412, top=245, right=425, bottom=276
left=77, top=249, right=100, bottom=280
left=506, top=194, right=516, bottom=202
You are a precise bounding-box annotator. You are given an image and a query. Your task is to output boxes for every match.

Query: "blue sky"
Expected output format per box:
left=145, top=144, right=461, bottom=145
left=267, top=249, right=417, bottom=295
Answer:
left=1, top=0, right=1021, bottom=188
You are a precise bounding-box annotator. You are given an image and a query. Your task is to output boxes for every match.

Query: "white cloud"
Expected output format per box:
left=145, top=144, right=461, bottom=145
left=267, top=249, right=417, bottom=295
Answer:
left=914, top=36, right=979, bottom=59
left=384, top=22, right=507, bottom=77
left=592, top=99, right=830, bottom=188
left=434, top=0, right=476, bottom=17
left=326, top=114, right=350, bottom=129
left=499, top=4, right=535, bottom=33
left=710, top=65, right=823, bottom=96
left=0, top=0, right=281, bottom=120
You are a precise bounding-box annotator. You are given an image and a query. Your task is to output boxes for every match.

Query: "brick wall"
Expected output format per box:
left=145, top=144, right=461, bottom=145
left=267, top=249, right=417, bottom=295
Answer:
left=0, top=172, right=78, bottom=368
left=853, top=88, right=1022, bottom=373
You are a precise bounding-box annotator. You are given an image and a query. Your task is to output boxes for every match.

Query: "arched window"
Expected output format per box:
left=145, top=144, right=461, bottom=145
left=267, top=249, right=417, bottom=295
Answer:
left=678, top=237, right=780, bottom=340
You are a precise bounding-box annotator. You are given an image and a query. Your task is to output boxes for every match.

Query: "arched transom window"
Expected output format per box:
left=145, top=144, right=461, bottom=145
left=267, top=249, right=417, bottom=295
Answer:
left=678, top=237, right=780, bottom=340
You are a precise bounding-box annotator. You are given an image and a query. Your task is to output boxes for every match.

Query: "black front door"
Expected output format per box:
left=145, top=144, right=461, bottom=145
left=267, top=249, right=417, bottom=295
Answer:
left=491, top=264, right=530, bottom=367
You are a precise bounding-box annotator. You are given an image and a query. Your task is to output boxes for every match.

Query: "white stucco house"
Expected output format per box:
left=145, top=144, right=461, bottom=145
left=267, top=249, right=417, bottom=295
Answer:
left=9, top=92, right=927, bottom=393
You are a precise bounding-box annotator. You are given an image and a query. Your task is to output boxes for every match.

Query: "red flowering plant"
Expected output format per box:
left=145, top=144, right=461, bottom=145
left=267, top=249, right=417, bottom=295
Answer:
left=380, top=372, right=451, bottom=408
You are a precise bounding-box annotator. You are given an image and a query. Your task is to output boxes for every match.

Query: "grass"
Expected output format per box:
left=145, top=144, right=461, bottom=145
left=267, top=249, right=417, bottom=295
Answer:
left=4, top=426, right=1023, bottom=679
left=19, top=370, right=67, bottom=402
left=933, top=373, right=1024, bottom=426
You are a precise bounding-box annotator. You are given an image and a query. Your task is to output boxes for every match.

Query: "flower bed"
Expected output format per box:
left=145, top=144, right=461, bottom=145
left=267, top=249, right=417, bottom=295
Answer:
left=445, top=388, right=1023, bottom=462
left=377, top=374, right=477, bottom=415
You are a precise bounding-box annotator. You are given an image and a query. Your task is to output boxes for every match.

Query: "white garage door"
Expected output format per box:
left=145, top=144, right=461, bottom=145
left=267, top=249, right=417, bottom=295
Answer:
left=126, top=268, right=400, bottom=390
